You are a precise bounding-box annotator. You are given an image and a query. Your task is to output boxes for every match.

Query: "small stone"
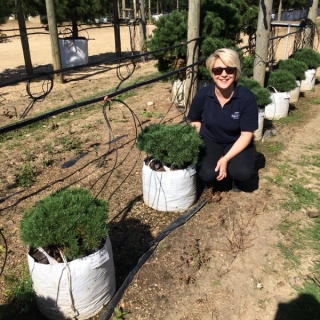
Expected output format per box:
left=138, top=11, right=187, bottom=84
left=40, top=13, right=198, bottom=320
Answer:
left=5, top=220, right=14, bottom=226
left=257, top=282, right=263, bottom=290
left=308, top=211, right=320, bottom=218
left=147, top=101, right=154, bottom=106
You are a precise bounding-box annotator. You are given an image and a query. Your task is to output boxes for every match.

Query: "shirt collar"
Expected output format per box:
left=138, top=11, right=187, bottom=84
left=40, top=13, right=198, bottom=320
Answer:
left=207, top=83, right=241, bottom=99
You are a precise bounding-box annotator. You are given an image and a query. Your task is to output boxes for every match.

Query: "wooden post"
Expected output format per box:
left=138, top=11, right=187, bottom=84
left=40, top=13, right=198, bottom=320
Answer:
left=45, top=0, right=63, bottom=83
left=148, top=0, right=152, bottom=22
left=138, top=0, right=147, bottom=57
left=253, top=0, right=273, bottom=87
left=185, top=0, right=200, bottom=110
left=122, top=0, right=126, bottom=19
left=113, top=0, right=122, bottom=57
left=133, top=0, right=137, bottom=18
left=15, top=0, right=33, bottom=76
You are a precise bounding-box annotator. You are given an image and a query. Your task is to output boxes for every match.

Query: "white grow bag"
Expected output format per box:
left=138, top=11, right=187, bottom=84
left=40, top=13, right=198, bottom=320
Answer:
left=265, top=87, right=291, bottom=120
left=27, top=237, right=116, bottom=320
left=142, top=161, right=197, bottom=212
left=289, top=80, right=301, bottom=103
left=253, top=108, right=265, bottom=141
left=300, top=69, right=316, bottom=92
left=171, top=79, right=186, bottom=107
left=59, top=38, right=89, bottom=69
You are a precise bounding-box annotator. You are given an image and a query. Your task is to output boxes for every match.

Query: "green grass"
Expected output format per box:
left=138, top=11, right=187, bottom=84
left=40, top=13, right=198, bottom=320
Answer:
left=277, top=242, right=300, bottom=267
left=312, top=98, right=320, bottom=104
left=14, top=162, right=35, bottom=187
left=57, top=136, right=83, bottom=154
left=297, top=153, right=320, bottom=167
left=256, top=140, right=284, bottom=157
left=0, top=264, right=37, bottom=319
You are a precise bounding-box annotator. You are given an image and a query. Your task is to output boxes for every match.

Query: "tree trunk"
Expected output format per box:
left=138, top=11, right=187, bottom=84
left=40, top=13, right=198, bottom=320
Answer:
left=185, top=0, right=200, bottom=109
left=307, top=0, right=319, bottom=23
left=15, top=0, right=33, bottom=76
left=277, top=0, right=282, bottom=21
left=253, top=0, right=273, bottom=87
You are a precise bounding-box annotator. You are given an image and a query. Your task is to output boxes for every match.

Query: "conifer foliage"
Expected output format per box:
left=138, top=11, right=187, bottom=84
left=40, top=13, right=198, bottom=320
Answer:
left=137, top=123, right=204, bottom=169
left=147, top=0, right=258, bottom=79
left=20, top=187, right=109, bottom=261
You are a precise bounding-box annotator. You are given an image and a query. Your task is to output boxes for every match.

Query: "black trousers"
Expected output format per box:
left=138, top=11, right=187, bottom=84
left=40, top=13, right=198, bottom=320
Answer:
left=198, top=137, right=256, bottom=184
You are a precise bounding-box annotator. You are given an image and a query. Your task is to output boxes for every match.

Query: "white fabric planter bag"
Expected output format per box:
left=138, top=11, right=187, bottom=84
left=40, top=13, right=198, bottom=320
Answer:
left=59, top=38, right=89, bottom=69
left=265, top=87, right=290, bottom=120
left=171, top=79, right=186, bottom=107
left=253, top=108, right=265, bottom=141
left=289, top=80, right=301, bottom=103
left=300, top=69, right=316, bottom=92
left=27, top=237, right=116, bottom=320
left=142, top=161, right=197, bottom=212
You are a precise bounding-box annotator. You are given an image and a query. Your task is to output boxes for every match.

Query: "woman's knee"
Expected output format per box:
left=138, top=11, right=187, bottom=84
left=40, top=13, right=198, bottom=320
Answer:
left=230, top=166, right=255, bottom=182
left=198, top=165, right=218, bottom=183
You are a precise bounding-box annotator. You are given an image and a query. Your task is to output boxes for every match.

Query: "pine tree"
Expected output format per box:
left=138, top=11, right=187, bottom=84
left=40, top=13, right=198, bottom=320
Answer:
left=146, top=0, right=258, bottom=79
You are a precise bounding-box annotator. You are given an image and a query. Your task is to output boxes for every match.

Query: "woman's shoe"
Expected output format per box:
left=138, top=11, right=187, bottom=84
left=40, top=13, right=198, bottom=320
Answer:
left=232, top=180, right=244, bottom=192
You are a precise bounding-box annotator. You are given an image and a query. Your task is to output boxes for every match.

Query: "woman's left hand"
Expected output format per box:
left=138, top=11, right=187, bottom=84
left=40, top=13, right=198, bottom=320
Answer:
left=215, top=156, right=228, bottom=181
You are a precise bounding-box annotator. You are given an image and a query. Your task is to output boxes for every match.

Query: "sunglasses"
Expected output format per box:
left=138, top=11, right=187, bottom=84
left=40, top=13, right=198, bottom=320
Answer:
left=212, top=67, right=236, bottom=75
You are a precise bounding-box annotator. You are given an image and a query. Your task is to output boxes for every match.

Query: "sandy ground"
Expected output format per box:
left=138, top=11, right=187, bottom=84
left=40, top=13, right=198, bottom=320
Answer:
left=0, top=18, right=156, bottom=74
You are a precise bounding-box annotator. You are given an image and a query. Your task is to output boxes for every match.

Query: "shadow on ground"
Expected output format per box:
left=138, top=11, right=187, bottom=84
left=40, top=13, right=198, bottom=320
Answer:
left=274, top=293, right=320, bottom=320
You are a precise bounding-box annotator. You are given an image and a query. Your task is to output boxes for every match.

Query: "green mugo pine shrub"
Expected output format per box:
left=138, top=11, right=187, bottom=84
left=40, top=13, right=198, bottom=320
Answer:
left=240, top=54, right=255, bottom=78
left=239, top=77, right=272, bottom=107
left=266, top=69, right=298, bottom=92
left=146, top=0, right=258, bottom=80
left=291, top=48, right=320, bottom=69
left=137, top=123, right=204, bottom=169
left=146, top=10, right=188, bottom=73
left=276, top=59, right=308, bottom=80
left=20, top=187, right=109, bottom=261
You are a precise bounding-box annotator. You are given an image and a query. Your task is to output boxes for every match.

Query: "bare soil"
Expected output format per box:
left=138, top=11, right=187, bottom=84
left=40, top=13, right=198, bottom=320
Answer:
left=0, top=18, right=320, bottom=320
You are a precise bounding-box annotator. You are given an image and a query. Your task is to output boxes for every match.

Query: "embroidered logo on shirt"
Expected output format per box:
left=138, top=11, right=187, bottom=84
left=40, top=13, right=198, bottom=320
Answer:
left=231, top=112, right=240, bottom=119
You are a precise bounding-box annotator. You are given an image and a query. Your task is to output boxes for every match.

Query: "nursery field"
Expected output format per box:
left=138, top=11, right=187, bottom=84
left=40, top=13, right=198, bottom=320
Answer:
left=1, top=19, right=320, bottom=320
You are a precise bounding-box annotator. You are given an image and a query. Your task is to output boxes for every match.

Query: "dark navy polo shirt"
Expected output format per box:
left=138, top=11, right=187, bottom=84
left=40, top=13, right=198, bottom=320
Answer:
left=187, top=84, right=258, bottom=145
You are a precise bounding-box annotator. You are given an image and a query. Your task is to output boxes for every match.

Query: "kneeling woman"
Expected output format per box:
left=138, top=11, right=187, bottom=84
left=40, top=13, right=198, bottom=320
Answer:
left=187, top=48, right=258, bottom=191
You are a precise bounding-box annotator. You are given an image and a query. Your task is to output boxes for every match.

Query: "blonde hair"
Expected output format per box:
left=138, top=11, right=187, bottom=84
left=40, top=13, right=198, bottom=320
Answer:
left=206, top=48, right=241, bottom=83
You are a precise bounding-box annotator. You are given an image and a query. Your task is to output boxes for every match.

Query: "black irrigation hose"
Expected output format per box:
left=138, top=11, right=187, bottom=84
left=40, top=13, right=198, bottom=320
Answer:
left=0, top=58, right=206, bottom=135
left=67, top=99, right=142, bottom=231
left=99, top=198, right=207, bottom=320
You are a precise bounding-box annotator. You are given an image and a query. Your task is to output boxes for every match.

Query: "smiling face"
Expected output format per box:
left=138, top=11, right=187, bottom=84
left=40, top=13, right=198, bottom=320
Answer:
left=212, top=58, right=236, bottom=92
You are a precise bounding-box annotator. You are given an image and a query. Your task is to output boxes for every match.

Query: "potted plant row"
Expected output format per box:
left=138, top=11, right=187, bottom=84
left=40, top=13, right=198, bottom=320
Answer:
left=276, top=58, right=308, bottom=102
left=137, top=123, right=204, bottom=212
left=239, top=77, right=272, bottom=140
left=19, top=187, right=116, bottom=320
left=264, top=68, right=297, bottom=120
left=291, top=47, right=320, bottom=91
